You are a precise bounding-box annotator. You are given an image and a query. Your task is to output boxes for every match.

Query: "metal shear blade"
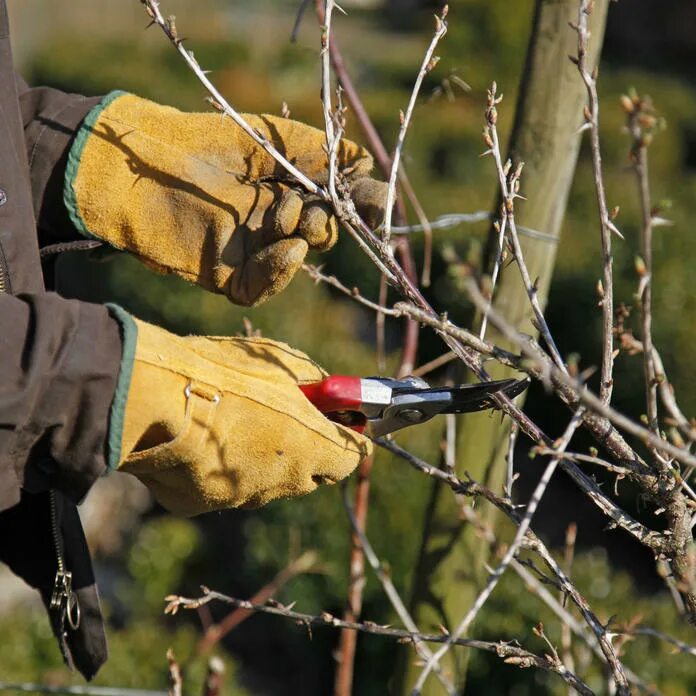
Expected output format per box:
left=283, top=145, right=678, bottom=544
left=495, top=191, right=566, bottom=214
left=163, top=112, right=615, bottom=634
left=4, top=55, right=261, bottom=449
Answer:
left=367, top=377, right=529, bottom=438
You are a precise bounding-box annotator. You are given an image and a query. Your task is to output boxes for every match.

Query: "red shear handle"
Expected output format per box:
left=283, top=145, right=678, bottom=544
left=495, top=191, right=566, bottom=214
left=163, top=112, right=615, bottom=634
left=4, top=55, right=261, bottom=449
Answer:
left=299, top=376, right=367, bottom=432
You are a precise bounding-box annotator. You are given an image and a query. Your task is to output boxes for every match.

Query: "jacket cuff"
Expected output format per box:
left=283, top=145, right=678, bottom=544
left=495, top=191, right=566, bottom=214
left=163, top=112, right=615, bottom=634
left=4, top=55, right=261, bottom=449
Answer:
left=63, top=90, right=128, bottom=241
left=105, top=304, right=138, bottom=469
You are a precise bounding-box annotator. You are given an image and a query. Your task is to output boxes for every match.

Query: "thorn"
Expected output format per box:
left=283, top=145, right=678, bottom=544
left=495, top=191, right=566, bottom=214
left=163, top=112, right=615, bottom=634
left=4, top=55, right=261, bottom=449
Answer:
left=607, top=220, right=625, bottom=240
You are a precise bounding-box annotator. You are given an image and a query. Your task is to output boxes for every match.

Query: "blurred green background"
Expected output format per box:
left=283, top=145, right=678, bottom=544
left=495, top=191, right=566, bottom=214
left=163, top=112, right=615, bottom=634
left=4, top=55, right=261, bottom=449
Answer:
left=2, top=0, right=696, bottom=693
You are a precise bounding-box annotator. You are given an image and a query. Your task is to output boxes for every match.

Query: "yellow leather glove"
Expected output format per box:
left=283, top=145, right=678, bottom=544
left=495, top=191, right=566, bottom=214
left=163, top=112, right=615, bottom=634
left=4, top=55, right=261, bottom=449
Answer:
left=107, top=308, right=371, bottom=516
left=65, top=92, right=387, bottom=306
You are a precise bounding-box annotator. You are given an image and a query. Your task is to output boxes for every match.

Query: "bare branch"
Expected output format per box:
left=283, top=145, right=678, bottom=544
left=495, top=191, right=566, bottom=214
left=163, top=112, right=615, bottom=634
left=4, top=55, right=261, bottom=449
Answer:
left=626, top=92, right=662, bottom=455
left=572, top=0, right=619, bottom=404
left=163, top=590, right=594, bottom=695
left=411, top=409, right=586, bottom=692
left=482, top=84, right=567, bottom=371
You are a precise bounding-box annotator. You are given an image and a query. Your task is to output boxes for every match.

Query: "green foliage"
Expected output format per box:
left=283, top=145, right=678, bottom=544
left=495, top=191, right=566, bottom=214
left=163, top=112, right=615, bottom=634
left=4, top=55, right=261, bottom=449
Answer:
left=125, top=517, right=201, bottom=613
left=0, top=518, right=247, bottom=693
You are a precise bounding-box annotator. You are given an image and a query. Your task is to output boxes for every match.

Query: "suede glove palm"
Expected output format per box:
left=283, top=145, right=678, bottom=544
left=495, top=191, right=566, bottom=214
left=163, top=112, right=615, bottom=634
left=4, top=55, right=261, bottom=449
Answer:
left=109, top=312, right=371, bottom=516
left=65, top=92, right=387, bottom=306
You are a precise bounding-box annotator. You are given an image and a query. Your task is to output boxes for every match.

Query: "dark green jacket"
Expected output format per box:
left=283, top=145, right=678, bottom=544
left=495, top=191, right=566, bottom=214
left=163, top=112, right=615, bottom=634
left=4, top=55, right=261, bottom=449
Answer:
left=0, top=0, right=123, bottom=679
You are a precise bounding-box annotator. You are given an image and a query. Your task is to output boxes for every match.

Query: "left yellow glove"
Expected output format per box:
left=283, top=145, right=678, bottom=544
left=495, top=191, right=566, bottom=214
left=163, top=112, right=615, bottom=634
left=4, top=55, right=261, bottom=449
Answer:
left=64, top=92, right=388, bottom=306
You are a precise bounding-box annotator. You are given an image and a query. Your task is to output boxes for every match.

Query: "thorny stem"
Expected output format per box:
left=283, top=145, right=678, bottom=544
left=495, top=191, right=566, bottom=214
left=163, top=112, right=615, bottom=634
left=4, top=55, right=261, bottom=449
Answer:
left=394, top=297, right=696, bottom=473
left=652, top=348, right=696, bottom=445
left=196, top=550, right=318, bottom=654
left=505, top=421, right=519, bottom=497
left=377, top=438, right=630, bottom=692
left=411, top=410, right=586, bottom=693
left=320, top=1, right=340, bottom=202
left=572, top=0, right=619, bottom=405
left=164, top=591, right=594, bottom=696
left=303, top=263, right=398, bottom=316
left=383, top=7, right=449, bottom=245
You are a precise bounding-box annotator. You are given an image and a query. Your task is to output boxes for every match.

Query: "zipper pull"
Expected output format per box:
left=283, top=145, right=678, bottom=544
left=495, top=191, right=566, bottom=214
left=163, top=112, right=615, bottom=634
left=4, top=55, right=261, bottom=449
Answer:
left=50, top=569, right=81, bottom=630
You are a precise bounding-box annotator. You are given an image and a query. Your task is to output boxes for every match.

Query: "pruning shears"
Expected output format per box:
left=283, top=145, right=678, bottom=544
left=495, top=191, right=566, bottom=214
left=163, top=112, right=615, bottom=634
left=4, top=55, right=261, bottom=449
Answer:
left=300, top=375, right=529, bottom=438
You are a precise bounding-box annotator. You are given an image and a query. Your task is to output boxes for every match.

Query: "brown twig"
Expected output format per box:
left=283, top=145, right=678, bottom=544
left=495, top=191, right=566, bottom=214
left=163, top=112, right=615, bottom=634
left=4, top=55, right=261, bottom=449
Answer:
left=164, top=591, right=594, bottom=696
left=196, top=549, right=319, bottom=654
left=202, top=657, right=225, bottom=696
left=412, top=351, right=457, bottom=377
left=626, top=93, right=661, bottom=451
left=333, top=455, right=373, bottom=696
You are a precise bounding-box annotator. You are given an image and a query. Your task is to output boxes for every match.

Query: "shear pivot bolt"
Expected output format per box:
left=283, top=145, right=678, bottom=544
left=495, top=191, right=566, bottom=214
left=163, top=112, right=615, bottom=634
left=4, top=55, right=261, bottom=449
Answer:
left=399, top=409, right=426, bottom=423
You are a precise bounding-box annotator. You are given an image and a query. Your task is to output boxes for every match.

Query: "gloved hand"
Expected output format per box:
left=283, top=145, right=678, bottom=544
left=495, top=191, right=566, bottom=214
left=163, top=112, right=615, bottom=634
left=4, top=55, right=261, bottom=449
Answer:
left=65, top=92, right=387, bottom=306
left=106, top=310, right=371, bottom=516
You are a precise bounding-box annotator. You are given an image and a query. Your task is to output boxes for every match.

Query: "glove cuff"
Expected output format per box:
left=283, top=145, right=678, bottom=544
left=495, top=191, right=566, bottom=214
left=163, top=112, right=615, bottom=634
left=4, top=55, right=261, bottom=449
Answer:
left=104, top=303, right=139, bottom=470
left=64, top=90, right=129, bottom=241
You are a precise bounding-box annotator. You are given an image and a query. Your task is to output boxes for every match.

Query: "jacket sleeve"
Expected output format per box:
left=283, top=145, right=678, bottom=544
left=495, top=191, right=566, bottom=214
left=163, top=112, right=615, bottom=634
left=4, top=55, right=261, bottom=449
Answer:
left=0, top=291, right=123, bottom=512
left=16, top=75, right=101, bottom=244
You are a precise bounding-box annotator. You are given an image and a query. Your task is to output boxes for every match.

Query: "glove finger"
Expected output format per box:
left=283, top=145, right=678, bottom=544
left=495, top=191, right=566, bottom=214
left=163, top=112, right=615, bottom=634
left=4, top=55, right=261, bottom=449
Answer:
left=296, top=199, right=338, bottom=251
left=305, top=423, right=374, bottom=487
left=226, top=236, right=308, bottom=307
left=350, top=177, right=389, bottom=230
left=228, top=181, right=302, bottom=247
left=241, top=421, right=372, bottom=509
left=273, top=187, right=304, bottom=240
left=226, top=181, right=304, bottom=245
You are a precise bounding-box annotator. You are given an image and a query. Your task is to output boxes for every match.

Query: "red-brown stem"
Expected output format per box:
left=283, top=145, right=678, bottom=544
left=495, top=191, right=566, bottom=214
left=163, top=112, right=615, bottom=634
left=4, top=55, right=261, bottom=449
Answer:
left=333, top=454, right=373, bottom=696
left=196, top=551, right=317, bottom=654
left=202, top=657, right=225, bottom=696
left=314, top=0, right=419, bottom=374
left=313, top=4, right=420, bottom=691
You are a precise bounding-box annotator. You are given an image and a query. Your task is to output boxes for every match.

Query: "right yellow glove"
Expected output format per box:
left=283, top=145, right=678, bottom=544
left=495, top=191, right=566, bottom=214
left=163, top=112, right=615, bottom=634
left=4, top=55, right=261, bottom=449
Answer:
left=107, top=309, right=371, bottom=516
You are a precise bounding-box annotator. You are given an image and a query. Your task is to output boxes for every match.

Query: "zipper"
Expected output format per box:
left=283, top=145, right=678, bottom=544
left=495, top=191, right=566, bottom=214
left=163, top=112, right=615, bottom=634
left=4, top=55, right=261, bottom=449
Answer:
left=0, top=244, right=8, bottom=295
left=0, top=244, right=80, bottom=631
left=49, top=490, right=81, bottom=630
